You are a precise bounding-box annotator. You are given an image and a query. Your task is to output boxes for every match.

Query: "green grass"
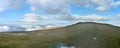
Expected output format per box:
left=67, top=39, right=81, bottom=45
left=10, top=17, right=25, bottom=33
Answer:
left=0, top=22, right=120, bottom=48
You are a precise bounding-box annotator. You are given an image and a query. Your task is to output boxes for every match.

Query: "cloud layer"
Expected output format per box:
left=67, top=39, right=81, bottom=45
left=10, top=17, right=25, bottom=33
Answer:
left=51, top=14, right=110, bottom=22
left=22, top=13, right=110, bottom=22
left=0, top=0, right=25, bottom=12
left=0, top=26, right=10, bottom=32
left=26, top=0, right=120, bottom=14
left=0, top=24, right=61, bottom=32
left=0, top=0, right=120, bottom=13
left=22, top=13, right=41, bottom=22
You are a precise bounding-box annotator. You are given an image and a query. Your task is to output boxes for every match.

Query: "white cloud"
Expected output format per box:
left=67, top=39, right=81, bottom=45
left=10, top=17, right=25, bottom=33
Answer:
left=27, top=0, right=70, bottom=14
left=95, top=6, right=108, bottom=11
left=0, top=24, right=58, bottom=32
left=43, top=14, right=109, bottom=22
left=0, top=0, right=24, bottom=12
left=27, top=13, right=109, bottom=22
left=77, top=14, right=109, bottom=22
left=89, top=0, right=120, bottom=11
left=68, top=0, right=89, bottom=5
left=0, top=0, right=119, bottom=12
left=20, top=25, right=58, bottom=31
left=22, top=13, right=41, bottom=22
left=20, top=12, right=110, bottom=23
left=0, top=8, right=5, bottom=12
left=117, top=14, right=120, bottom=16
left=23, top=26, right=42, bottom=31
left=0, top=26, right=10, bottom=32
left=50, top=14, right=76, bottom=21
left=45, top=25, right=56, bottom=28
left=26, top=0, right=120, bottom=13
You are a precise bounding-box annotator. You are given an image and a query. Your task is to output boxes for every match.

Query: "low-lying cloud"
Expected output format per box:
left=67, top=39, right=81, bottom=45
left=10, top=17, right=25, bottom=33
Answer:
left=22, top=13, right=110, bottom=22
left=0, top=26, right=10, bottom=32
left=0, top=24, right=58, bottom=32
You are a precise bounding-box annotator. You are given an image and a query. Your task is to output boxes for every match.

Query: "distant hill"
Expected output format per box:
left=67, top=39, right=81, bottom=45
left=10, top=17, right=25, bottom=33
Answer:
left=0, top=22, right=120, bottom=48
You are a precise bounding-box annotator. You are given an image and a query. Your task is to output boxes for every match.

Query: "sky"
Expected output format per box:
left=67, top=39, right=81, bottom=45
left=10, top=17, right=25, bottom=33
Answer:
left=0, top=0, right=120, bottom=27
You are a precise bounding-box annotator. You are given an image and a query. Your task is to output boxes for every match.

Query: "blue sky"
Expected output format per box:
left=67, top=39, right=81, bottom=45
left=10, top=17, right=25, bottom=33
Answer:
left=0, top=0, right=120, bottom=26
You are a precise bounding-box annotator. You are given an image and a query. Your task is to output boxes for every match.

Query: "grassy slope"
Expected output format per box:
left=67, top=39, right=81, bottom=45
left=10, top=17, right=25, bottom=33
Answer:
left=0, top=22, right=120, bottom=48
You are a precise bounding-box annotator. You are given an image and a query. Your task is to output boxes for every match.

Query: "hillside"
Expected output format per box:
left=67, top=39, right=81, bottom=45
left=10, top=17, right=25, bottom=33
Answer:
left=0, top=22, right=120, bottom=48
